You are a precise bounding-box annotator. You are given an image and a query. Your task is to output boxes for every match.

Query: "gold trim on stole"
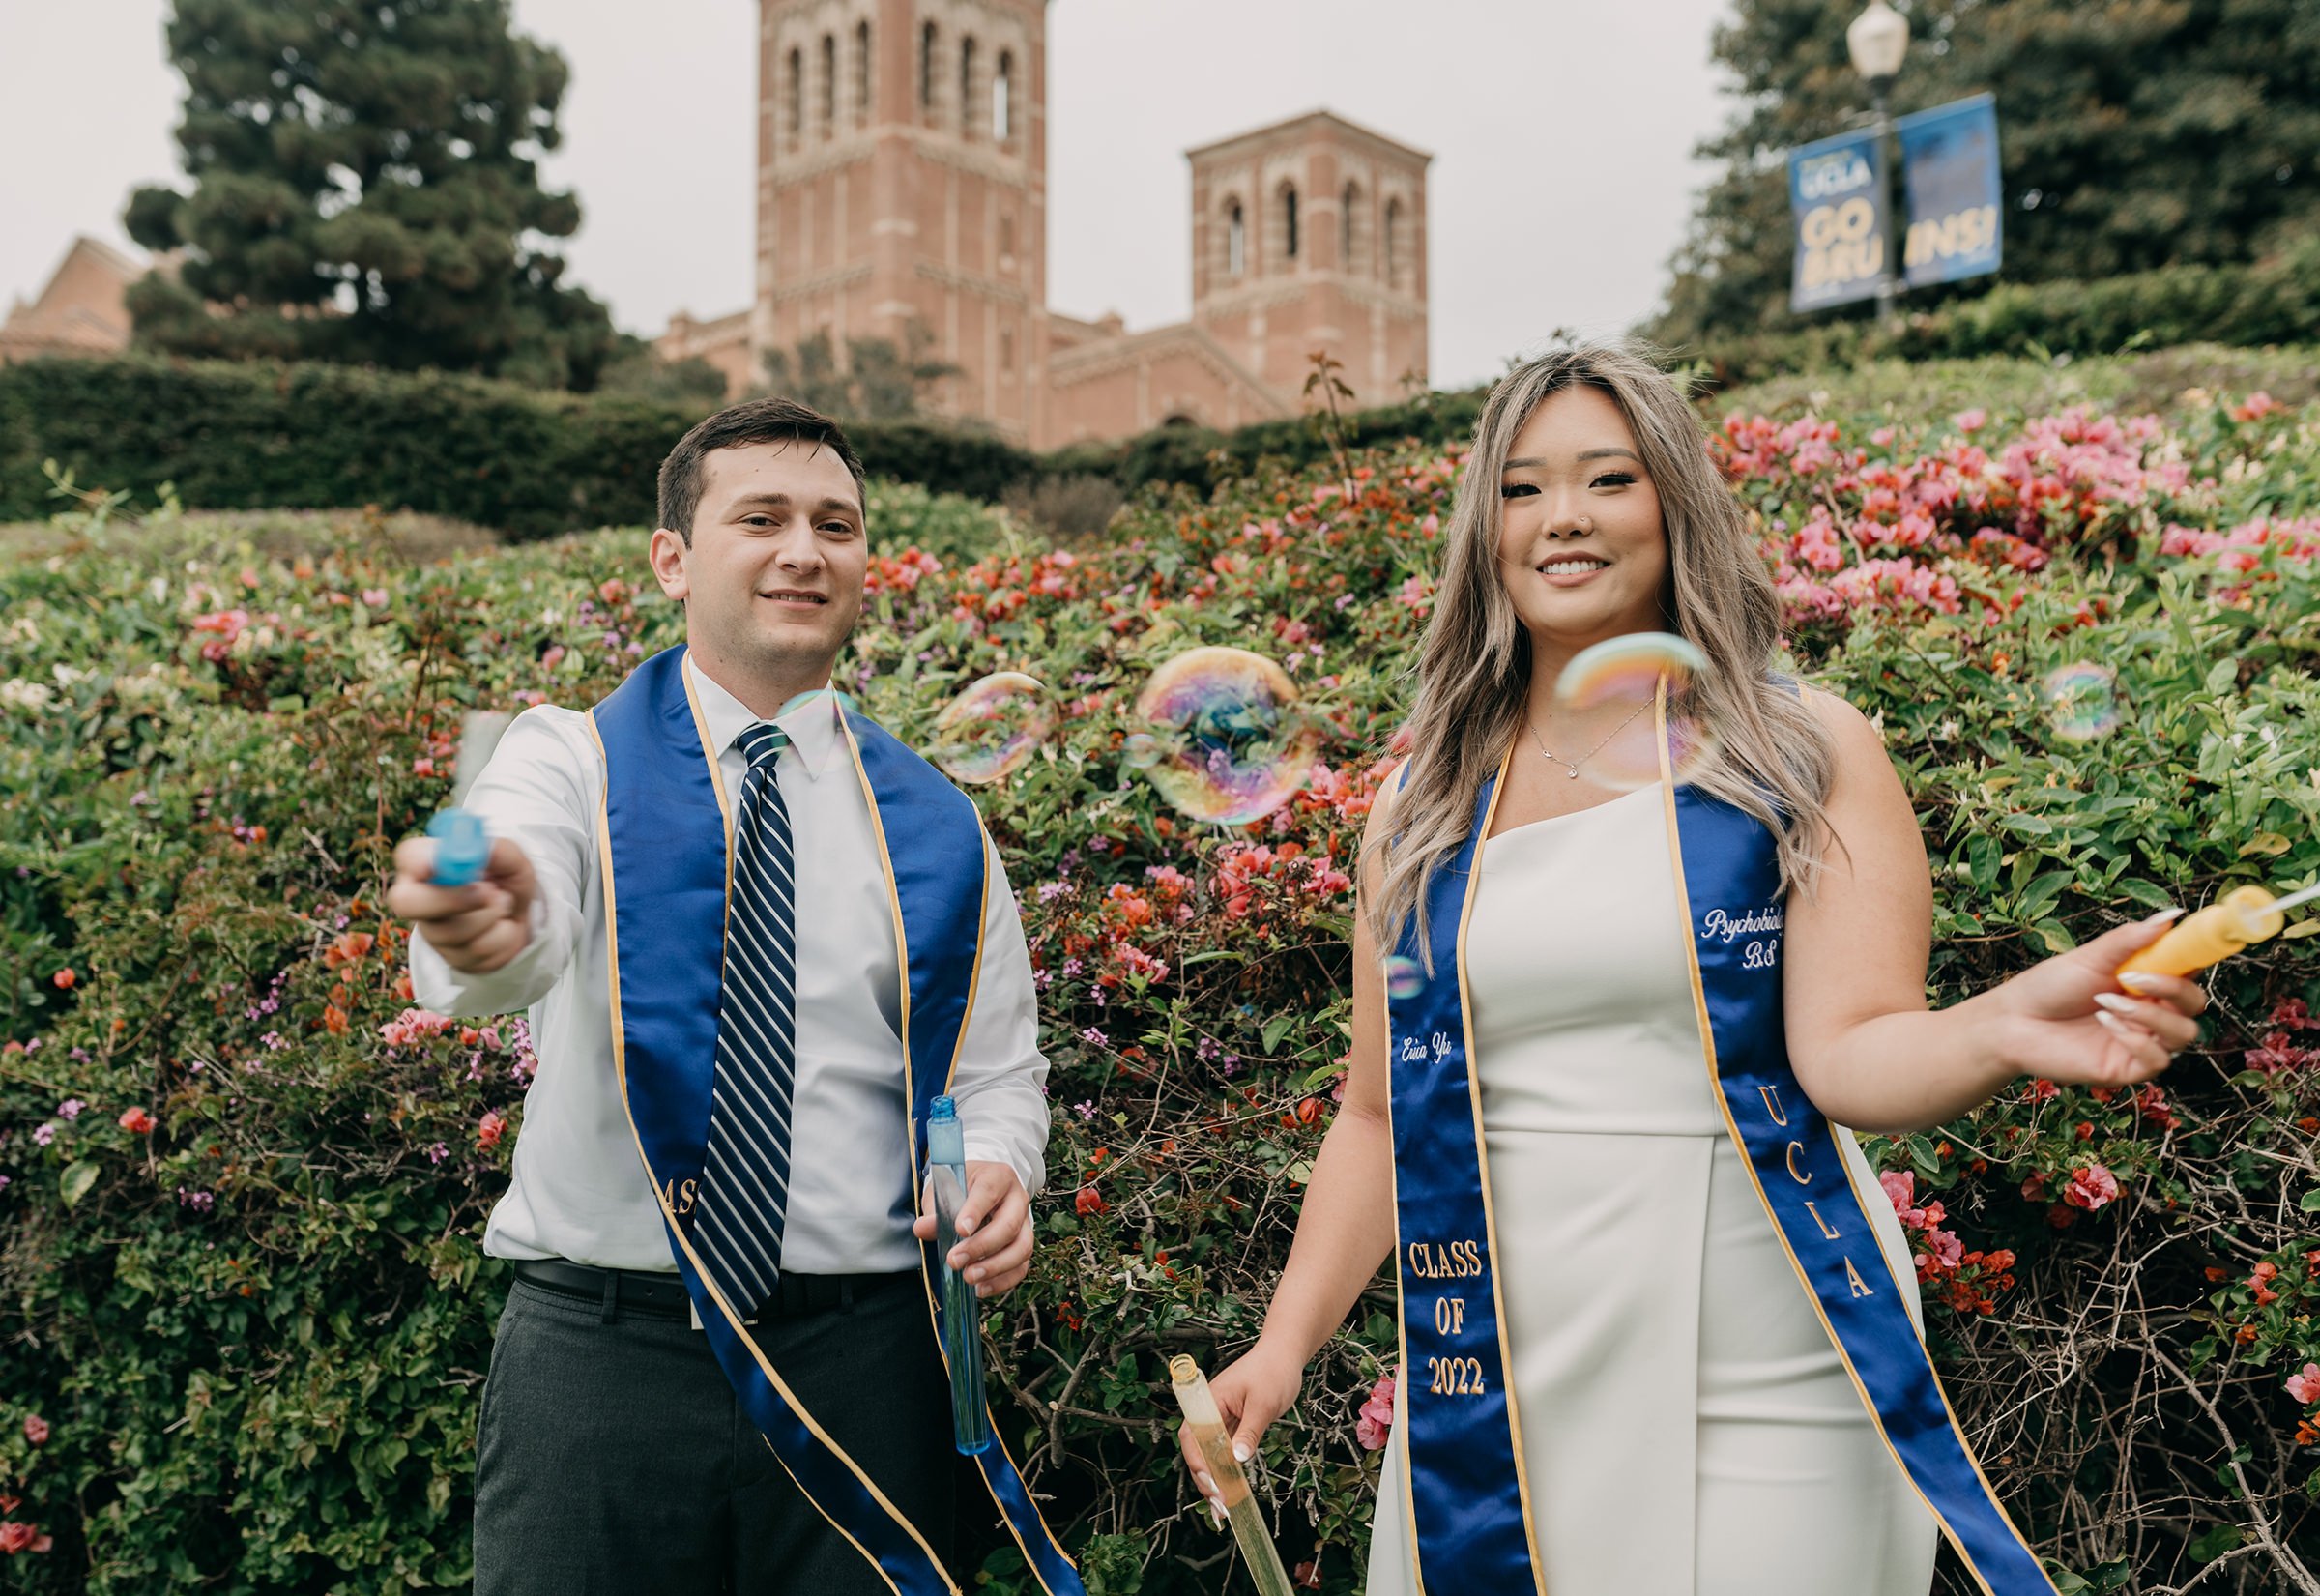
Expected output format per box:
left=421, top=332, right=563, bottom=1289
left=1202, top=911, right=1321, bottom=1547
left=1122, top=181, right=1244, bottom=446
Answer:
left=837, top=717, right=1082, bottom=1582
left=581, top=711, right=954, bottom=1596
left=1390, top=747, right=1552, bottom=1596
left=1647, top=685, right=2042, bottom=1596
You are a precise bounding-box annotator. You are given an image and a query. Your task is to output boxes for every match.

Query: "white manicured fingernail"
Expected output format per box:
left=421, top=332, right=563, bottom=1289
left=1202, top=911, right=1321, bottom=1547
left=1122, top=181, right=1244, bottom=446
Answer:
left=2116, top=972, right=2169, bottom=995
left=2143, top=907, right=2186, bottom=925
left=1208, top=1501, right=1226, bottom=1525
left=1232, top=1441, right=1252, bottom=1463
left=2093, top=993, right=2137, bottom=1015
left=2095, top=1010, right=2139, bottom=1040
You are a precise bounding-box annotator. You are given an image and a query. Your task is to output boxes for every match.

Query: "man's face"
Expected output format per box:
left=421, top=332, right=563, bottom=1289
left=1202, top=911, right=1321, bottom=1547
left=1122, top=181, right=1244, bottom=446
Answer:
left=652, top=439, right=868, bottom=679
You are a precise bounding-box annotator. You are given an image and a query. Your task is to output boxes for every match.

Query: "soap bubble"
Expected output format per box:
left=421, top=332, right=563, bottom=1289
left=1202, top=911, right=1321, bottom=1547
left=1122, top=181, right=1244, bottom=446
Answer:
left=1130, top=647, right=1320, bottom=825
left=2040, top=663, right=2122, bottom=743
left=1383, top=955, right=1426, bottom=1001
left=1121, top=733, right=1163, bottom=769
left=1550, top=631, right=1717, bottom=791
left=929, top=673, right=1056, bottom=784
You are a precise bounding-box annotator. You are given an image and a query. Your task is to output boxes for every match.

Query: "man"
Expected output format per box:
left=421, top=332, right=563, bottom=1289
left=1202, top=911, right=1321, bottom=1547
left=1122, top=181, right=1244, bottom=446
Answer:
left=388, top=398, right=1081, bottom=1596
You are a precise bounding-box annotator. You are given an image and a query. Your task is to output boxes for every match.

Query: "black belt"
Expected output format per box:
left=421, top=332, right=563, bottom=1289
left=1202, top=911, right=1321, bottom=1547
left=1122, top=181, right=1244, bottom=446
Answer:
left=510, top=1257, right=915, bottom=1322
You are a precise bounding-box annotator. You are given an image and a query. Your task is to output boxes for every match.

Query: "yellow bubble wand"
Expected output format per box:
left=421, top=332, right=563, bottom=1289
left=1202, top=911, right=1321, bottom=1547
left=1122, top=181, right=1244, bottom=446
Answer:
left=2118, top=882, right=2320, bottom=977
left=1169, top=1356, right=1298, bottom=1596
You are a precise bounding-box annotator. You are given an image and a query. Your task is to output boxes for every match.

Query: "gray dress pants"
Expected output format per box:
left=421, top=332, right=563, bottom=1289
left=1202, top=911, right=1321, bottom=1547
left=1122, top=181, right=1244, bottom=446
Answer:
left=474, top=1271, right=955, bottom=1595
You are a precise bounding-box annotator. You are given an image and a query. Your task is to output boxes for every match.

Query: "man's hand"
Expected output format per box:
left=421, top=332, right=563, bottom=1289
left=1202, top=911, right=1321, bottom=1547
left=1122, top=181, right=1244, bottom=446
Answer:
left=386, top=836, right=539, bottom=974
left=913, top=1161, right=1033, bottom=1299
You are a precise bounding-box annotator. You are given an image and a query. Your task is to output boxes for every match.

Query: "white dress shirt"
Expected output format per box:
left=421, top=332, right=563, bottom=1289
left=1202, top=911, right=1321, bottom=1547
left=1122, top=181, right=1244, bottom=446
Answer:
left=410, top=653, right=1051, bottom=1275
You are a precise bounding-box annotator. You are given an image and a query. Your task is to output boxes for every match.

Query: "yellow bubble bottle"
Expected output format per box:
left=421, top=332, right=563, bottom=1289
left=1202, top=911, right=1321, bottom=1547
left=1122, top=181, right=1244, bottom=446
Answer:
left=1169, top=1356, right=1297, bottom=1596
left=2118, top=885, right=2316, bottom=977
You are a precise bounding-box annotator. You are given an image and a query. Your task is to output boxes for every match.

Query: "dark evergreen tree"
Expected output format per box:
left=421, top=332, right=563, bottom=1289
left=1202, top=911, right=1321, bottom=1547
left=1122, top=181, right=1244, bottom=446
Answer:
left=1655, top=0, right=2320, bottom=341
left=124, top=0, right=619, bottom=388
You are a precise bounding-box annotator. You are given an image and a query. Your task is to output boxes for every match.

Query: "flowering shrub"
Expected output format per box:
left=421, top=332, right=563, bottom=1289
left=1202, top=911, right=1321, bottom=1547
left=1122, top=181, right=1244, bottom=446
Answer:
left=2, top=374, right=2318, bottom=1593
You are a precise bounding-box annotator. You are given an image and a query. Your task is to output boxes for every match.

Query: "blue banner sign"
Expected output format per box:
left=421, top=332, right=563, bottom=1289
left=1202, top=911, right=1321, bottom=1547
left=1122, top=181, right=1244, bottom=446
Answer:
left=1787, top=126, right=1888, bottom=313
left=1897, top=93, right=2002, bottom=288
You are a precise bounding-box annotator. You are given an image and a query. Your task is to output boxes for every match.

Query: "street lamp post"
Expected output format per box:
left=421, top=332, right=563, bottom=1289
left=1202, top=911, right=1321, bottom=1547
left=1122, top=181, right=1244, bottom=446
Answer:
left=1846, top=0, right=1910, bottom=327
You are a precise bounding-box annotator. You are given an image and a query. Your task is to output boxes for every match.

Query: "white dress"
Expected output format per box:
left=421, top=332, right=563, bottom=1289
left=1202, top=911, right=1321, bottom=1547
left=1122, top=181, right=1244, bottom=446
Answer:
left=1366, top=784, right=1939, bottom=1596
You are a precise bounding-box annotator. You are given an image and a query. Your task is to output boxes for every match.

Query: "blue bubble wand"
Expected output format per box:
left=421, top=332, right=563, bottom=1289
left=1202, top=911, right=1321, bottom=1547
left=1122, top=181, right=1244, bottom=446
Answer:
left=426, top=711, right=512, bottom=887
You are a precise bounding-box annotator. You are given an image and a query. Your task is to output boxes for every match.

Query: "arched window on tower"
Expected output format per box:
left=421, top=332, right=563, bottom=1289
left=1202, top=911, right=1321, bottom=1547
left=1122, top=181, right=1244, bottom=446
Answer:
left=1341, top=181, right=1362, bottom=273
left=1384, top=197, right=1404, bottom=290
left=856, top=20, right=871, bottom=127
left=919, top=22, right=937, bottom=119
left=994, top=50, right=1013, bottom=144
left=820, top=34, right=836, bottom=135
left=959, top=37, right=977, bottom=139
left=1281, top=184, right=1300, bottom=266
left=786, top=46, right=802, bottom=145
left=1225, top=200, right=1245, bottom=277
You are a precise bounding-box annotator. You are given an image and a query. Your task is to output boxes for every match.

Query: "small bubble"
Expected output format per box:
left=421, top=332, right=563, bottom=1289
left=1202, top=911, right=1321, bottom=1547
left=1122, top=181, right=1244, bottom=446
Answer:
left=1383, top=955, right=1426, bottom=1001
left=2040, top=663, right=2122, bottom=743
left=929, top=673, right=1056, bottom=784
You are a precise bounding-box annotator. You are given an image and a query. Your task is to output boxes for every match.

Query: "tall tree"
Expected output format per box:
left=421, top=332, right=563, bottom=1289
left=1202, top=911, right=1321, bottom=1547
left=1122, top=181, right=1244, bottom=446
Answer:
left=1654, top=0, right=2320, bottom=341
left=124, top=0, right=619, bottom=388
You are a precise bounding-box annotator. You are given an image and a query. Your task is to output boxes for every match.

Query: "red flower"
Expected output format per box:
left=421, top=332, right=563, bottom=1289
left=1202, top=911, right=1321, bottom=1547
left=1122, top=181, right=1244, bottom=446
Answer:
left=2064, top=1164, right=2120, bottom=1210
left=477, top=1111, right=507, bottom=1149
left=0, top=1521, right=48, bottom=1554
left=23, top=1414, right=48, bottom=1444
left=118, top=1107, right=156, bottom=1135
left=51, top=968, right=74, bottom=990
left=1074, top=1185, right=1107, bottom=1216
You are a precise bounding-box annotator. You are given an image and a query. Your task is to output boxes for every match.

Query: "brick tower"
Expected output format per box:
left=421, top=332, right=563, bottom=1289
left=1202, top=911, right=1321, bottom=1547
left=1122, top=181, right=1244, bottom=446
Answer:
left=1187, top=111, right=1430, bottom=406
left=752, top=0, right=1050, bottom=442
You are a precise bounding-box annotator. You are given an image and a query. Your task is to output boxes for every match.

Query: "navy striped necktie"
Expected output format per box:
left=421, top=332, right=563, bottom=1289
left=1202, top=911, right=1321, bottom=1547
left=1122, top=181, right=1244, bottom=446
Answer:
left=692, top=721, right=797, bottom=1321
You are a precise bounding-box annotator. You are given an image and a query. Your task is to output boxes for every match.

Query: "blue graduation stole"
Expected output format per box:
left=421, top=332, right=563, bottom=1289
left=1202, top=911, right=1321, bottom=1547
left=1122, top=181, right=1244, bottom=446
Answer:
left=1383, top=740, right=2059, bottom=1595
left=586, top=646, right=1083, bottom=1596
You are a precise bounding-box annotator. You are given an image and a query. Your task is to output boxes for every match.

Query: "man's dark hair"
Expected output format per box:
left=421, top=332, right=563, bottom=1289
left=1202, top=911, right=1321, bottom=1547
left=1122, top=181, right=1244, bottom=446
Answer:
left=656, top=396, right=869, bottom=544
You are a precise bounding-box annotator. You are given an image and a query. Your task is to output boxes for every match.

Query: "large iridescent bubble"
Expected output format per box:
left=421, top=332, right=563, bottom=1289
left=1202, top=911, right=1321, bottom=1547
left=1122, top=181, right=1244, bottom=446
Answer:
left=1130, top=647, right=1320, bottom=825
left=1550, top=631, right=1718, bottom=791
left=929, top=672, right=1057, bottom=784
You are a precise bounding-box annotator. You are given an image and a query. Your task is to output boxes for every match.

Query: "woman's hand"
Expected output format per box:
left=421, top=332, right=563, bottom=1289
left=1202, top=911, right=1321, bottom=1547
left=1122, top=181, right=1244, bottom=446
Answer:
left=1982, top=911, right=2208, bottom=1088
left=1176, top=1343, right=1305, bottom=1512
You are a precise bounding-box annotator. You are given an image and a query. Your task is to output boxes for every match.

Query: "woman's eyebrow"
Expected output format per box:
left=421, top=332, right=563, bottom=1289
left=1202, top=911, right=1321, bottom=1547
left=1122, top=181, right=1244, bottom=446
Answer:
left=1501, top=447, right=1641, bottom=469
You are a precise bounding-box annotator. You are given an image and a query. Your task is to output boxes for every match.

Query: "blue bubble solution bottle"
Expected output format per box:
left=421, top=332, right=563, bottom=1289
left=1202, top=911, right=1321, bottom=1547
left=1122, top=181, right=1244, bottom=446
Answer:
left=927, top=1095, right=995, bottom=1455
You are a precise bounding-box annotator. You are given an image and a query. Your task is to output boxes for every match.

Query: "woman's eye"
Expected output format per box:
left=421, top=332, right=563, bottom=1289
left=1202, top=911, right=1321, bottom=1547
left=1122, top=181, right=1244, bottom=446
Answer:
left=1591, top=473, right=1637, bottom=489
left=1499, top=482, right=1540, bottom=499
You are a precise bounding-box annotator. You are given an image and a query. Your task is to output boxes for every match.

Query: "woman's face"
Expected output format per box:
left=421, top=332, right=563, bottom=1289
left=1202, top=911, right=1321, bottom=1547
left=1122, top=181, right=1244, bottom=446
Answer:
left=1493, top=384, right=1670, bottom=657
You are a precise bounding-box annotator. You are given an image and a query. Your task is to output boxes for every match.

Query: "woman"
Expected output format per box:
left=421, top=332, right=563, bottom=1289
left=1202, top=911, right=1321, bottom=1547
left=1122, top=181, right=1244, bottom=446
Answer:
left=1184, top=342, right=2205, bottom=1596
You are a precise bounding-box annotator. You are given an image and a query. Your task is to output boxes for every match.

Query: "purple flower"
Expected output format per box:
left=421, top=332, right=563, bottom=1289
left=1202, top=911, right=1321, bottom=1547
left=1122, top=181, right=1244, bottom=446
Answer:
left=1080, top=1027, right=1108, bottom=1048
left=33, top=1124, right=56, bottom=1146
left=425, top=1142, right=449, bottom=1164
left=1037, top=881, right=1068, bottom=902
left=1073, top=1099, right=1097, bottom=1122
left=56, top=1098, right=83, bottom=1121
left=0, top=1175, right=11, bottom=1192
left=1061, top=958, right=1083, bottom=976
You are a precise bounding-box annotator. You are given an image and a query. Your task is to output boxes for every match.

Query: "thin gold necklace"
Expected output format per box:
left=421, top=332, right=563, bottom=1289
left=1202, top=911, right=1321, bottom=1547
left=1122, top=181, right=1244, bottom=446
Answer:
left=1526, top=700, right=1650, bottom=780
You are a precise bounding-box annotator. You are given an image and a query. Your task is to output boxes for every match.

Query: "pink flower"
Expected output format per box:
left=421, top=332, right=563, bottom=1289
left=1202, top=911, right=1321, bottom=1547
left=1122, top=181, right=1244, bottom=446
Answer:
left=477, top=1111, right=507, bottom=1149
left=2064, top=1164, right=2120, bottom=1210
left=23, top=1415, right=48, bottom=1444
left=2287, top=1363, right=2320, bottom=1405
left=1355, top=1370, right=1398, bottom=1451
left=118, top=1106, right=156, bottom=1135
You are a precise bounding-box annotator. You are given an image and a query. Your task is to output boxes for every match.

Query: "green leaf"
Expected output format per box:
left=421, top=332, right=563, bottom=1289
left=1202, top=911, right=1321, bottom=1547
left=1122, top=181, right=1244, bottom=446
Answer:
left=60, top=1159, right=99, bottom=1209
left=1261, top=1011, right=1297, bottom=1054
left=2187, top=1523, right=2243, bottom=1563
left=2299, top=1188, right=2320, bottom=1212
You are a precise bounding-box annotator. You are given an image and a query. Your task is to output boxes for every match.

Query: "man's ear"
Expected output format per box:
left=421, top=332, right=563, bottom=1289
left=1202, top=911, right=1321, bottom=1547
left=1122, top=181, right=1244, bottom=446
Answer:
left=647, top=526, right=691, bottom=603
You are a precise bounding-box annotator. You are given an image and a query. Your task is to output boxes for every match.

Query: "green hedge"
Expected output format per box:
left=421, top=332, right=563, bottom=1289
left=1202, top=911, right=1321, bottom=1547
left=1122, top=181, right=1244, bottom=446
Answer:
left=6, top=381, right=2320, bottom=1592
left=0, top=359, right=1043, bottom=538
left=1679, top=239, right=2320, bottom=387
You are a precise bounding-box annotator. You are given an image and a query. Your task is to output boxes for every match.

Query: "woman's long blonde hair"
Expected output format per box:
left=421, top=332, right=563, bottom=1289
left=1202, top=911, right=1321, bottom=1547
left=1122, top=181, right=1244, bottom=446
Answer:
left=1369, top=339, right=1836, bottom=964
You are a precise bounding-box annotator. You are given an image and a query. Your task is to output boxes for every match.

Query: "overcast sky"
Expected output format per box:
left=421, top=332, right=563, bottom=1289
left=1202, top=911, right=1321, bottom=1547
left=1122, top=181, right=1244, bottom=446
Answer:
left=0, top=0, right=1737, bottom=389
